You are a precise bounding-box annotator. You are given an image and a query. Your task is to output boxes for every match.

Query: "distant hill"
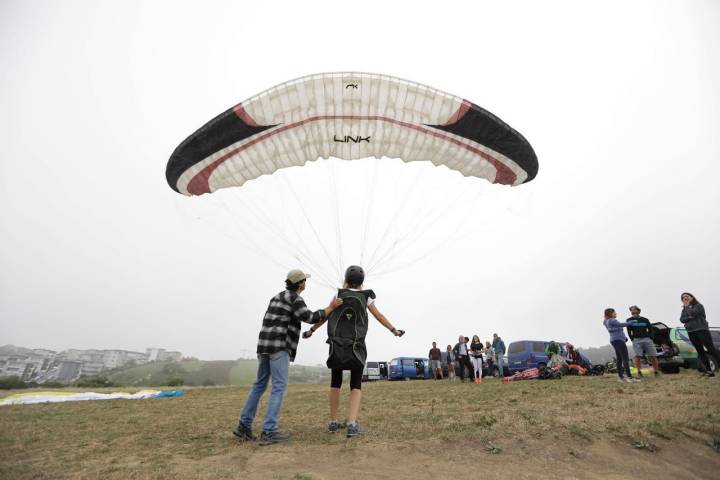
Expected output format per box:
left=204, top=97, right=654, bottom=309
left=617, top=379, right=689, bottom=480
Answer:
left=104, top=359, right=331, bottom=387
left=579, top=344, right=617, bottom=365
left=0, top=345, right=35, bottom=355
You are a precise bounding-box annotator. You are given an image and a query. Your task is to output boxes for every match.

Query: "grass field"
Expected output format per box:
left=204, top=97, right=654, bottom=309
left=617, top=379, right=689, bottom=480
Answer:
left=1, top=371, right=719, bottom=479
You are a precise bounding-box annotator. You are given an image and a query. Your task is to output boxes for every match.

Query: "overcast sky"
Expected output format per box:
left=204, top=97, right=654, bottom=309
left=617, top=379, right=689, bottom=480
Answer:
left=1, top=0, right=719, bottom=365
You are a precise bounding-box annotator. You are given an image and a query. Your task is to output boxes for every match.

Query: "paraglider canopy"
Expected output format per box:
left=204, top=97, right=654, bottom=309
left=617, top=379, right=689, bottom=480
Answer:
left=166, top=72, right=538, bottom=196
left=166, top=73, right=539, bottom=286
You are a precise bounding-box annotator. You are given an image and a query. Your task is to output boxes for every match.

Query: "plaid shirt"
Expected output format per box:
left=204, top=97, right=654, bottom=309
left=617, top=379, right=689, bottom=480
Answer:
left=256, top=289, right=325, bottom=361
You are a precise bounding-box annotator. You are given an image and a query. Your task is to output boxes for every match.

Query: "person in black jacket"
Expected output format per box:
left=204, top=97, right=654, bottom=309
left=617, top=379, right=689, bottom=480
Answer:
left=680, top=292, right=719, bottom=377
left=453, top=335, right=474, bottom=382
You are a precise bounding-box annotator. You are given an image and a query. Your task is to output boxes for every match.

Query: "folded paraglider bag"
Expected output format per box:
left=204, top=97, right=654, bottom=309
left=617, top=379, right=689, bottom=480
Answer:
left=583, top=365, right=605, bottom=376
left=326, top=337, right=365, bottom=370
left=567, top=364, right=586, bottom=375
left=537, top=365, right=562, bottom=380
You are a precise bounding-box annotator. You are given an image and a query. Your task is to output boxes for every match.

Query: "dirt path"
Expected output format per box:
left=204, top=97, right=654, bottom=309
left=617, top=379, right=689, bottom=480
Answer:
left=175, top=436, right=719, bottom=479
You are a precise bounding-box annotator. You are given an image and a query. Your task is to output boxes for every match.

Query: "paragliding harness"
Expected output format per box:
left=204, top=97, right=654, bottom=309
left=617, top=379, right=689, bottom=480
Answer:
left=537, top=364, right=563, bottom=380
left=585, top=364, right=606, bottom=376
left=326, top=289, right=376, bottom=370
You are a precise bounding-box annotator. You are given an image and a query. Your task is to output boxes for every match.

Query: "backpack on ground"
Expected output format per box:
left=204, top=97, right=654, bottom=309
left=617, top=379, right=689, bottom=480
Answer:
left=326, top=289, right=375, bottom=370
left=537, top=365, right=562, bottom=380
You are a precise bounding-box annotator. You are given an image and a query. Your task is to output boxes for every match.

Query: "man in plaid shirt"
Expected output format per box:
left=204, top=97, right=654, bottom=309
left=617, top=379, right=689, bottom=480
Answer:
left=233, top=269, right=342, bottom=446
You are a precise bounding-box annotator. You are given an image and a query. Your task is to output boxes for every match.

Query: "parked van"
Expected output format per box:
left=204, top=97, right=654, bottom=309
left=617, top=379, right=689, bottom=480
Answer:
left=389, top=357, right=430, bottom=380
left=507, top=340, right=591, bottom=373
left=362, top=361, right=382, bottom=381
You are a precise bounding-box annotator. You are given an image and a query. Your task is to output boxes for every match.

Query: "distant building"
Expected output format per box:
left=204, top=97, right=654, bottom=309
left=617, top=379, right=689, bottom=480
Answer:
left=0, top=354, right=33, bottom=378
left=102, top=350, right=127, bottom=369
left=21, top=356, right=47, bottom=380
left=102, top=349, right=147, bottom=369
left=146, top=348, right=164, bottom=362
left=32, top=348, right=56, bottom=357
left=1, top=345, right=181, bottom=382
left=80, top=362, right=105, bottom=376
left=56, top=361, right=82, bottom=382
left=125, top=351, right=148, bottom=365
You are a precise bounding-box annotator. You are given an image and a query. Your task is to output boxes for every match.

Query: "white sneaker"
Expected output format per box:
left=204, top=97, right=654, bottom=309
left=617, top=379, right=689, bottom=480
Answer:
left=630, top=377, right=641, bottom=383
left=618, top=377, right=626, bottom=383
left=623, top=377, right=634, bottom=383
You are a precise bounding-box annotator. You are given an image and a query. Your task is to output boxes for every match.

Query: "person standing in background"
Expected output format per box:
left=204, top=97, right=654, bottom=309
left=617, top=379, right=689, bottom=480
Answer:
left=428, top=342, right=443, bottom=380
left=680, top=292, right=719, bottom=377
left=603, top=308, right=638, bottom=383
left=445, top=345, right=456, bottom=381
left=485, top=341, right=496, bottom=377
left=492, top=334, right=506, bottom=378
left=626, top=305, right=660, bottom=377
left=469, top=335, right=484, bottom=383
left=453, top=335, right=473, bottom=382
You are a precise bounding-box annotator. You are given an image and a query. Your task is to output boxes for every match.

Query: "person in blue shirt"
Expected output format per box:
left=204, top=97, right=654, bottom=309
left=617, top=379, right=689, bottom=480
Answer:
left=603, top=308, right=639, bottom=383
left=492, top=334, right=506, bottom=377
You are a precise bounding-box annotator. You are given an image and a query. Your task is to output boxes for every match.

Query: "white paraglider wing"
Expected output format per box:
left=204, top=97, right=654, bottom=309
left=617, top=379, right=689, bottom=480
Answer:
left=166, top=73, right=537, bottom=196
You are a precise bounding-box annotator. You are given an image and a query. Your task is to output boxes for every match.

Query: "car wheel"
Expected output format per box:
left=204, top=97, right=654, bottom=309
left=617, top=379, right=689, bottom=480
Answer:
left=709, top=357, right=718, bottom=372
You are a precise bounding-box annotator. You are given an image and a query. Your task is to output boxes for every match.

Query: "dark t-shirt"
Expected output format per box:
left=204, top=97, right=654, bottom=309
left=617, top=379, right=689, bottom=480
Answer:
left=429, top=348, right=442, bottom=361
left=470, top=342, right=484, bottom=358
left=626, top=316, right=652, bottom=339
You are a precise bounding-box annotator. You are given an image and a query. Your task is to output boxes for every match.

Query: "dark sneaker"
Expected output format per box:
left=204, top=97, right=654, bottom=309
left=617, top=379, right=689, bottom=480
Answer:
left=705, top=371, right=716, bottom=378
left=346, top=422, right=368, bottom=438
left=232, top=423, right=255, bottom=442
left=327, top=421, right=339, bottom=433
left=654, top=371, right=661, bottom=377
left=259, top=430, right=290, bottom=446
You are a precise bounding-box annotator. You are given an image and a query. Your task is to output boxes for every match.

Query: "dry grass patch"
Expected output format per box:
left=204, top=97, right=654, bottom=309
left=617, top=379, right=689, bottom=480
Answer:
left=0, top=372, right=719, bottom=479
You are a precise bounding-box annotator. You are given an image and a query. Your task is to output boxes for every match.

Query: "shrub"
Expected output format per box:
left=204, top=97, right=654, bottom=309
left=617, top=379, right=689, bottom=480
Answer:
left=167, top=377, right=184, bottom=387
left=0, top=376, right=35, bottom=390
left=75, top=376, right=119, bottom=388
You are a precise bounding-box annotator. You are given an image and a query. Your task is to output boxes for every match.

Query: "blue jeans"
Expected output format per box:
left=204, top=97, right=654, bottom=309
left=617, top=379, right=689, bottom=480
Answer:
left=496, top=355, right=505, bottom=377
left=239, top=350, right=289, bottom=433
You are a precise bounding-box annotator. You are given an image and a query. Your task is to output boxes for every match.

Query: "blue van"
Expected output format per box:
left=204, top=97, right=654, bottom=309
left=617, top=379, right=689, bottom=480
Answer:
left=389, top=357, right=430, bottom=380
left=507, top=340, right=592, bottom=373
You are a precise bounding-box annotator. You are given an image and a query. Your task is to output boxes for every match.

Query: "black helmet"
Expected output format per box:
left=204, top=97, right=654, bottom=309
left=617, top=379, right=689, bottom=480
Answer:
left=344, top=265, right=365, bottom=286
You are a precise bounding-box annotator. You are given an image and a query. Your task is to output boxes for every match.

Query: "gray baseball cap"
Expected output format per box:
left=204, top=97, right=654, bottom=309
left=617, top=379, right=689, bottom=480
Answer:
left=286, top=269, right=311, bottom=284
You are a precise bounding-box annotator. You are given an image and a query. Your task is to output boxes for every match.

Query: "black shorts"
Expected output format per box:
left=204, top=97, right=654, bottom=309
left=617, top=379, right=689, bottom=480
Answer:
left=331, top=368, right=363, bottom=390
